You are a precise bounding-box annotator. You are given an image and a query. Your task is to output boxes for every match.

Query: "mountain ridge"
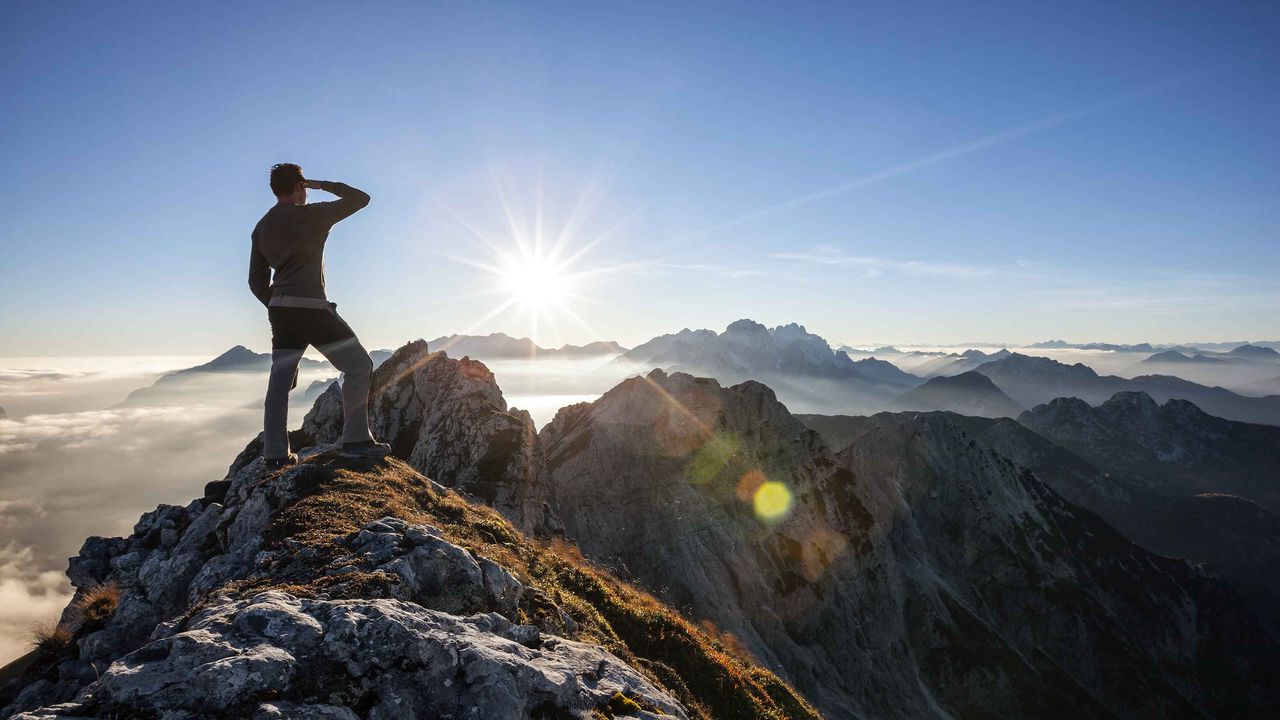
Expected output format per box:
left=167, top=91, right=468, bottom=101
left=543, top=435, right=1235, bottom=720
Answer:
left=974, top=352, right=1280, bottom=425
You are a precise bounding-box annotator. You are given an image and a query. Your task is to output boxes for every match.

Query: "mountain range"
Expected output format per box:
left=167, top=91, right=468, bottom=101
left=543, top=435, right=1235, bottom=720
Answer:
left=426, top=332, right=625, bottom=359
left=4, top=341, right=1278, bottom=718
left=973, top=352, right=1280, bottom=425
left=119, top=346, right=392, bottom=407
left=619, top=320, right=921, bottom=414
left=1029, top=339, right=1280, bottom=352
left=801, top=388, right=1280, bottom=640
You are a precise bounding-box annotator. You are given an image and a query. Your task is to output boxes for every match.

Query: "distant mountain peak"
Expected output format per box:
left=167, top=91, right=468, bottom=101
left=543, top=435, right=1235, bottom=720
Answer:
left=1100, top=390, right=1160, bottom=413
left=891, top=370, right=1024, bottom=418
left=1229, top=344, right=1280, bottom=359
left=206, top=344, right=262, bottom=366
left=725, top=318, right=770, bottom=334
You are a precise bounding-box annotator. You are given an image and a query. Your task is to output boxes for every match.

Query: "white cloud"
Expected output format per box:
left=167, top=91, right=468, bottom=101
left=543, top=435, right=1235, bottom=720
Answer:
left=0, top=544, right=73, bottom=665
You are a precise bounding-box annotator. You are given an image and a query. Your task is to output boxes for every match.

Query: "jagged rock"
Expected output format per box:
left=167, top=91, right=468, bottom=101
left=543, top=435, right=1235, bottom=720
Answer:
left=301, top=342, right=561, bottom=535
left=540, top=368, right=1280, bottom=720
left=19, top=591, right=683, bottom=720
left=344, top=516, right=524, bottom=615
left=1, top=450, right=579, bottom=720
left=5, top=438, right=813, bottom=720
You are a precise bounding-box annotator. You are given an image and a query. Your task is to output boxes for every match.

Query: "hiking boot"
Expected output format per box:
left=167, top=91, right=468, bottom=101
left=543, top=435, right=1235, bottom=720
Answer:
left=264, top=453, right=298, bottom=471
left=341, top=440, right=392, bottom=460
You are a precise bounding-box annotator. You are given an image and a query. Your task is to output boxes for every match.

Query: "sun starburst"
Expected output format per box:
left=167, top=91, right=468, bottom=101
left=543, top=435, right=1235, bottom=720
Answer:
left=436, top=171, right=639, bottom=349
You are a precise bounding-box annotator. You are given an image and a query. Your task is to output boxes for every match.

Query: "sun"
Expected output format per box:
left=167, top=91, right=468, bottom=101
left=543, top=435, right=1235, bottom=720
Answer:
left=437, top=173, right=638, bottom=346
left=499, top=254, right=570, bottom=311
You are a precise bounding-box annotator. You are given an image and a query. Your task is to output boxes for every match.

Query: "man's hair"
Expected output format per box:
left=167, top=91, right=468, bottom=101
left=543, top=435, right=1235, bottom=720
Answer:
left=269, top=163, right=305, bottom=197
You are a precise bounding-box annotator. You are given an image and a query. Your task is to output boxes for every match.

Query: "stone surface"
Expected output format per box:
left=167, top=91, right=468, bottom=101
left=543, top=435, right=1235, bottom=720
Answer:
left=302, top=342, right=561, bottom=535
left=22, top=592, right=682, bottom=720
left=4, top=450, right=678, bottom=720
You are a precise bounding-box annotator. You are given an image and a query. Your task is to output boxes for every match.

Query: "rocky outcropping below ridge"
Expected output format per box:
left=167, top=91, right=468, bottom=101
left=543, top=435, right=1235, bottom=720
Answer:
left=2, top=440, right=818, bottom=720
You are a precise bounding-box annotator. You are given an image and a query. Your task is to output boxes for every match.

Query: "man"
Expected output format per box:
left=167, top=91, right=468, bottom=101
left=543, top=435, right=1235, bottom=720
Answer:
left=249, top=163, right=390, bottom=468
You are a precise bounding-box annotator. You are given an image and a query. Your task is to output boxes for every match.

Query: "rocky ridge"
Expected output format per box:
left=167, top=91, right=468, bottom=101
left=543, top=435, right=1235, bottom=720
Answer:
left=302, top=341, right=560, bottom=536
left=1, top=349, right=817, bottom=720
left=540, top=370, right=1280, bottom=719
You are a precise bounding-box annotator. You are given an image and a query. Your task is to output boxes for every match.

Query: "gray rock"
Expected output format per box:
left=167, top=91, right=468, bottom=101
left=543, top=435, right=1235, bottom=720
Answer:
left=302, top=344, right=562, bottom=535
left=4, top=454, right=618, bottom=720
left=33, top=592, right=684, bottom=720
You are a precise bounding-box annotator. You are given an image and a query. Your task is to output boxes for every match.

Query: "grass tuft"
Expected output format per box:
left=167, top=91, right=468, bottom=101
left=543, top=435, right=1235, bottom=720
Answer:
left=74, top=582, right=120, bottom=624
left=30, top=623, right=72, bottom=654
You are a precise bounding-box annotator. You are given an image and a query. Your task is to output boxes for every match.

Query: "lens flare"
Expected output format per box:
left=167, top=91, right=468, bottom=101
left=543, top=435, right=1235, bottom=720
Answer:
left=752, top=481, right=793, bottom=520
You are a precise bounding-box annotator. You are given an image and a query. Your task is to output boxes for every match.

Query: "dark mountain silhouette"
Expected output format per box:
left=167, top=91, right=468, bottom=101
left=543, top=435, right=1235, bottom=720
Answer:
left=800, top=397, right=1280, bottom=640
left=973, top=352, right=1280, bottom=425
left=889, top=370, right=1024, bottom=417
left=1018, top=391, right=1280, bottom=519
left=118, top=346, right=390, bottom=407
left=541, top=370, right=1278, bottom=719
left=1013, top=391, right=1280, bottom=633
left=1227, top=344, right=1280, bottom=361
left=1138, top=350, right=1226, bottom=365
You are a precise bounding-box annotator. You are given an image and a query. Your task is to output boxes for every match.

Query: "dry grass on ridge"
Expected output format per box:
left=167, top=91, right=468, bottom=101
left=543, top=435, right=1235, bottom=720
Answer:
left=232, top=453, right=823, bottom=720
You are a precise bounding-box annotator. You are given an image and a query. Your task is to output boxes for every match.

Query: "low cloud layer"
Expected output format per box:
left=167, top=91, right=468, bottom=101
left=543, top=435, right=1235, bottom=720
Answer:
left=0, top=375, right=267, bottom=663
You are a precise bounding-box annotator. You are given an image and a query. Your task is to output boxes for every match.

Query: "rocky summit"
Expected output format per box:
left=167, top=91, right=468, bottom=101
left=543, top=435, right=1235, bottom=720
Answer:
left=0, top=449, right=815, bottom=720
left=4, top=341, right=1278, bottom=720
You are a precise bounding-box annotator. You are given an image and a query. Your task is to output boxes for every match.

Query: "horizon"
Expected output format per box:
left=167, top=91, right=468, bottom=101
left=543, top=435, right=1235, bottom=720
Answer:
left=3, top=1, right=1278, bottom=356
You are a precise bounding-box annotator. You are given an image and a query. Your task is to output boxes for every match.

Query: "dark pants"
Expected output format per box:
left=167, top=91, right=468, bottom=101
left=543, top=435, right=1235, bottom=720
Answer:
left=263, top=304, right=374, bottom=458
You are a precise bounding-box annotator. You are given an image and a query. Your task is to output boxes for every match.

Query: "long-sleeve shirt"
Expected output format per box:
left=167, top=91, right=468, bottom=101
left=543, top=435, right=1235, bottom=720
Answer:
left=248, top=180, right=371, bottom=306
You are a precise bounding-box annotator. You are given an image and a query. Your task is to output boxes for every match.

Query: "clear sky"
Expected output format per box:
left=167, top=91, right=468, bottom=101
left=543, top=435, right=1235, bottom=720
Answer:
left=1, top=1, right=1277, bottom=355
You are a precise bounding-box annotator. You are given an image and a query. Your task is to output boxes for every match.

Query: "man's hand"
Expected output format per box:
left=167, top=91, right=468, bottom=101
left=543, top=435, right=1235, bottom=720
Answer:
left=302, top=179, right=323, bottom=190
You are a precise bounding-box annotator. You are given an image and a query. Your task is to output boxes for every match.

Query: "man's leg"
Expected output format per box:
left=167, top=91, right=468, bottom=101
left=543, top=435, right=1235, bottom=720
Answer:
left=316, top=335, right=375, bottom=446
left=264, top=348, right=304, bottom=458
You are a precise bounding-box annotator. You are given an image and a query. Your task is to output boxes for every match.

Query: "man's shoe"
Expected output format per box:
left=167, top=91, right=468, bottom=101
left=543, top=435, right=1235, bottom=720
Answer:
left=340, top=440, right=392, bottom=460
left=264, top=453, right=298, bottom=470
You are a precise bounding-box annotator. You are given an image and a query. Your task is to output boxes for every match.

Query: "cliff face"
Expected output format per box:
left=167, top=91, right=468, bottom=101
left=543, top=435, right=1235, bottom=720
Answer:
left=300, top=341, right=560, bottom=536
left=539, top=370, right=1280, bottom=720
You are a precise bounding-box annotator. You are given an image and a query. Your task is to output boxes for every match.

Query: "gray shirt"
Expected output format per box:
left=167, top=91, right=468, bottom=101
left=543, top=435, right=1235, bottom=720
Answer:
left=248, top=181, right=370, bottom=306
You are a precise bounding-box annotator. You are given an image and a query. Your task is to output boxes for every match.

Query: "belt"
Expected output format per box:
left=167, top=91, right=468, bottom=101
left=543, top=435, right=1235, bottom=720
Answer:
left=269, top=295, right=334, bottom=310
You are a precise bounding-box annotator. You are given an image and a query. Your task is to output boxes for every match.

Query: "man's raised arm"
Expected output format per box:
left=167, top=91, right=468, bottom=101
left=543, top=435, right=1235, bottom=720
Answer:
left=304, top=179, right=371, bottom=227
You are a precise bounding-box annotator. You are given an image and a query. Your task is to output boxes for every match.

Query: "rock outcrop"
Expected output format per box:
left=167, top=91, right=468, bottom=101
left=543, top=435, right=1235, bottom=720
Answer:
left=1, top=443, right=816, bottom=719
left=301, top=342, right=561, bottom=536
left=540, top=369, right=1280, bottom=719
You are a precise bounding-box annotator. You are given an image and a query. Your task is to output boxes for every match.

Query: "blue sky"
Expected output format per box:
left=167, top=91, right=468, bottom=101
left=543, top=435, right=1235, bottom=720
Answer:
left=1, top=0, right=1277, bottom=355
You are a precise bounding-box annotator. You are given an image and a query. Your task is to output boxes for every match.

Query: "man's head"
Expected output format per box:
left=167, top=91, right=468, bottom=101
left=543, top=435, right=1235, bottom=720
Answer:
left=270, top=163, right=306, bottom=204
